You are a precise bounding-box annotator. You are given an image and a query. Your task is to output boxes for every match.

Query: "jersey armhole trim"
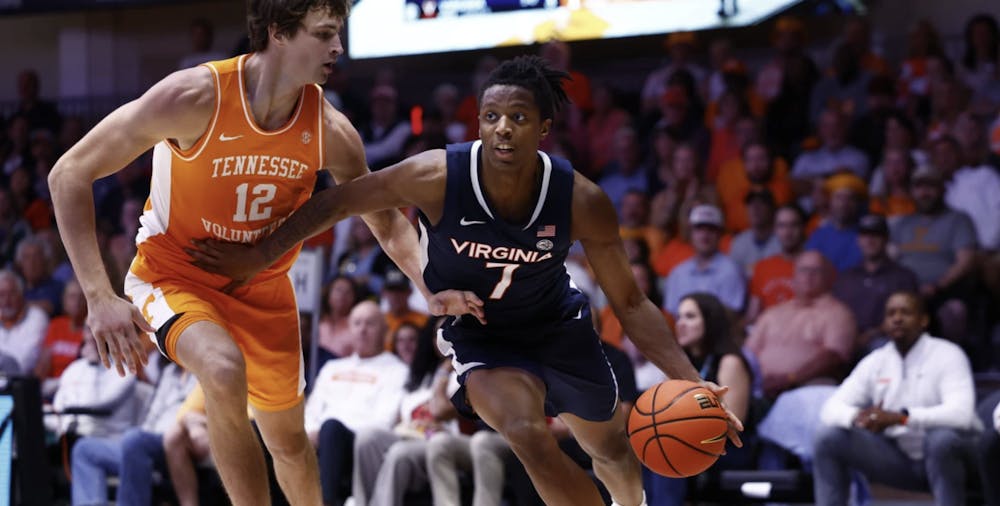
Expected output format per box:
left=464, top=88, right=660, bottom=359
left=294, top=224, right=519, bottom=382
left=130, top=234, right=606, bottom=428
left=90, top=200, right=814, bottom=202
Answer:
left=164, top=62, right=222, bottom=162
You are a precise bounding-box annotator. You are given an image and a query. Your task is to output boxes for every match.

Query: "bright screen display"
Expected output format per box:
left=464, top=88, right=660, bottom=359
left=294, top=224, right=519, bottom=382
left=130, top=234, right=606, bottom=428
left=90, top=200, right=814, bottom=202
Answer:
left=348, top=0, right=805, bottom=59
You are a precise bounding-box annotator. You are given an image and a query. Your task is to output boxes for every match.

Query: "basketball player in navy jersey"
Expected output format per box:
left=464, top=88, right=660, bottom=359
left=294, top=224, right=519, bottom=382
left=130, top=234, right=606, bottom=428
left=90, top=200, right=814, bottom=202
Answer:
left=190, top=55, right=742, bottom=506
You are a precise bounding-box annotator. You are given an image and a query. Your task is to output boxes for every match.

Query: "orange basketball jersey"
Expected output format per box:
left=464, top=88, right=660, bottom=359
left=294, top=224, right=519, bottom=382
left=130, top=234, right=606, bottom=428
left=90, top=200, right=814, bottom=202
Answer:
left=131, top=54, right=324, bottom=289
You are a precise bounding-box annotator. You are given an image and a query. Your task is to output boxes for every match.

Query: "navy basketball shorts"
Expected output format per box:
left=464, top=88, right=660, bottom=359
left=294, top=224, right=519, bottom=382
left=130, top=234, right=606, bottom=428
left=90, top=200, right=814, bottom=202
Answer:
left=437, top=306, right=619, bottom=422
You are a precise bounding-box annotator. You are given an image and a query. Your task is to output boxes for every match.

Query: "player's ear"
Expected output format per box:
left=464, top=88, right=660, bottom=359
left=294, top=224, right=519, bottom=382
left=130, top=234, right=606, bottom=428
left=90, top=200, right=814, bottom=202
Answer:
left=268, top=23, right=286, bottom=46
left=540, top=118, right=552, bottom=139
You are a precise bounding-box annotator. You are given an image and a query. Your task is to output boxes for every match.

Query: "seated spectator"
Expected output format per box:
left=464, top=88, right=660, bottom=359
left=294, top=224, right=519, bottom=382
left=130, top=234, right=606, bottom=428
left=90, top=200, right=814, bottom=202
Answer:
left=584, top=82, right=631, bottom=179
left=792, top=108, right=869, bottom=187
left=360, top=85, right=411, bottom=170
left=618, top=190, right=664, bottom=256
left=641, top=32, right=708, bottom=114
left=717, top=141, right=794, bottom=233
left=977, top=391, right=1000, bottom=506
left=746, top=204, right=807, bottom=322
left=649, top=144, right=718, bottom=248
left=662, top=205, right=745, bottom=316
left=164, top=385, right=213, bottom=506
left=891, top=165, right=977, bottom=344
left=833, top=215, right=919, bottom=355
left=934, top=132, right=1000, bottom=250
left=728, top=189, right=781, bottom=277
left=765, top=52, right=821, bottom=162
left=869, top=147, right=917, bottom=221
left=177, top=18, right=227, bottom=69
left=51, top=331, right=143, bottom=438
left=352, top=319, right=458, bottom=506
left=71, top=361, right=197, bottom=506
left=15, top=235, right=64, bottom=315
left=304, top=300, right=408, bottom=506
left=14, top=69, right=61, bottom=135
left=848, top=75, right=897, bottom=165
left=390, top=322, right=421, bottom=366
left=0, top=187, right=32, bottom=268
left=317, top=276, right=364, bottom=364
left=868, top=111, right=928, bottom=197
left=597, top=126, right=650, bottom=214
left=957, top=14, right=1000, bottom=113
left=381, top=268, right=428, bottom=351
left=747, top=251, right=856, bottom=399
left=810, top=43, right=874, bottom=124
left=0, top=269, right=49, bottom=375
left=644, top=293, right=754, bottom=506
left=33, top=277, right=86, bottom=399
left=330, top=217, right=393, bottom=295
left=842, top=17, right=890, bottom=78
left=805, top=173, right=867, bottom=272
left=599, top=259, right=673, bottom=350
left=813, top=291, right=980, bottom=506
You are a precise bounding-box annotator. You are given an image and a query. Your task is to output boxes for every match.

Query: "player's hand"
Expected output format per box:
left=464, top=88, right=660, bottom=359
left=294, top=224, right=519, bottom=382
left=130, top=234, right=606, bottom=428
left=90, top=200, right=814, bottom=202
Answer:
left=427, top=290, right=486, bottom=324
left=700, top=381, right=744, bottom=448
left=186, top=239, right=269, bottom=292
left=86, top=293, right=155, bottom=377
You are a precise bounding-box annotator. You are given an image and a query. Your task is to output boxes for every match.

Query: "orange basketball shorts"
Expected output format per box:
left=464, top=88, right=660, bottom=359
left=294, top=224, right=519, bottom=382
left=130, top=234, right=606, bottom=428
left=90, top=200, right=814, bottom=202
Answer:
left=124, top=269, right=305, bottom=411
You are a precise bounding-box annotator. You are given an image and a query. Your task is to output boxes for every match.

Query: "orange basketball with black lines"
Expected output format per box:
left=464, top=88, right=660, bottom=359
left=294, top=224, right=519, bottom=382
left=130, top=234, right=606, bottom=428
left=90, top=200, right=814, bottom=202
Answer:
left=627, top=379, right=728, bottom=478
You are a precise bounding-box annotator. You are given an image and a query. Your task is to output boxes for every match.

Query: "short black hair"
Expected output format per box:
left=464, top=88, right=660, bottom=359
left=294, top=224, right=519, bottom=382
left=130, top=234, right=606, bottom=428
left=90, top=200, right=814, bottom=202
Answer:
left=477, top=55, right=570, bottom=121
left=888, top=290, right=927, bottom=316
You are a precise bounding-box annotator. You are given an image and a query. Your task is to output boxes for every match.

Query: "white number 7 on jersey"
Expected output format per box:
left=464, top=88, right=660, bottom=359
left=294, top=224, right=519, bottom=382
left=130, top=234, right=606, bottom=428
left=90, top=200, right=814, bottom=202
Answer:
left=485, top=262, right=520, bottom=299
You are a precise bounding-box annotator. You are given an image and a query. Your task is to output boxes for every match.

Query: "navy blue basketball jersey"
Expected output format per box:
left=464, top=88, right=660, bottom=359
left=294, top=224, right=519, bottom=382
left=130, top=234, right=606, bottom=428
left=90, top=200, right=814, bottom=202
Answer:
left=418, top=140, right=589, bottom=330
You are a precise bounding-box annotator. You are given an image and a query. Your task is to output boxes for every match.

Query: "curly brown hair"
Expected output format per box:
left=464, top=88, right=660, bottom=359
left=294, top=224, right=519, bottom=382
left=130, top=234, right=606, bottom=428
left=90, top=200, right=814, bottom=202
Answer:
left=247, top=0, right=351, bottom=52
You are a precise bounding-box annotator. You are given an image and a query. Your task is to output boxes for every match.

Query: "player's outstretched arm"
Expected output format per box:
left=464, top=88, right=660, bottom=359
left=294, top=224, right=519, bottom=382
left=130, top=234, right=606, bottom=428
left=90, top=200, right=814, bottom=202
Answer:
left=572, top=173, right=743, bottom=443
left=49, top=67, right=213, bottom=375
left=572, top=174, right=700, bottom=382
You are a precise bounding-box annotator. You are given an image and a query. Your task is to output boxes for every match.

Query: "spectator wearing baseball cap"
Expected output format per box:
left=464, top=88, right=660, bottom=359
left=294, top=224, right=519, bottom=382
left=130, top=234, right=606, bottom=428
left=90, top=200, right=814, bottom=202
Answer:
left=662, top=204, right=746, bottom=316
left=805, top=172, right=869, bottom=272
left=833, top=214, right=920, bottom=356
left=891, top=163, right=978, bottom=344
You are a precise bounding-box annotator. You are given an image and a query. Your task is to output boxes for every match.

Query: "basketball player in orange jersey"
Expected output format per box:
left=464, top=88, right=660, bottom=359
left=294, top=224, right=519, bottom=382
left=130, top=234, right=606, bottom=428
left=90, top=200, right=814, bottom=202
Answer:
left=190, top=56, right=743, bottom=506
left=47, top=1, right=483, bottom=505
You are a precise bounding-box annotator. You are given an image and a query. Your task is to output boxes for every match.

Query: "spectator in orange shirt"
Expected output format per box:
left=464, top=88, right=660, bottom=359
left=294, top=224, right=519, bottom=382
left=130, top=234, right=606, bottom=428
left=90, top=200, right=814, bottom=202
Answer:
left=746, top=204, right=807, bottom=323
left=718, top=140, right=794, bottom=233
left=34, top=277, right=86, bottom=399
left=381, top=268, right=428, bottom=353
left=619, top=190, right=665, bottom=256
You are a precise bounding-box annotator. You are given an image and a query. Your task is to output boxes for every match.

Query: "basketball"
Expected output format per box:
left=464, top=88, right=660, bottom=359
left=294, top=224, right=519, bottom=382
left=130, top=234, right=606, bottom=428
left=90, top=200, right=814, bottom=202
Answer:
left=626, top=379, right=728, bottom=478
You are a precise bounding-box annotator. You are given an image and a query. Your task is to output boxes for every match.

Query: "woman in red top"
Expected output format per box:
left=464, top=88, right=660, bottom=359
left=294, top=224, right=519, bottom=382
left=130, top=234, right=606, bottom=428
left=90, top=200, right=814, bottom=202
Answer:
left=34, top=277, right=86, bottom=398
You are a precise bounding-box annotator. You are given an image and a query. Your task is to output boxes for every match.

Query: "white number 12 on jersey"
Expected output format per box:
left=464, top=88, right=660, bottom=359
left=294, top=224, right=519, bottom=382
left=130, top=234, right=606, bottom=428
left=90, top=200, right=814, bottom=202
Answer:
left=233, top=183, right=277, bottom=222
left=485, top=262, right=520, bottom=299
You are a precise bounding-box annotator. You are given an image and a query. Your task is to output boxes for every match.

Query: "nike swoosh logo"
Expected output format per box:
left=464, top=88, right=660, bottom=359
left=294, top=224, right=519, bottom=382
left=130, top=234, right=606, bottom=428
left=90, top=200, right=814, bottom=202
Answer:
left=218, top=133, right=243, bottom=142
left=574, top=307, right=583, bottom=319
left=453, top=360, right=486, bottom=376
left=701, top=432, right=728, bottom=445
left=460, top=217, right=486, bottom=226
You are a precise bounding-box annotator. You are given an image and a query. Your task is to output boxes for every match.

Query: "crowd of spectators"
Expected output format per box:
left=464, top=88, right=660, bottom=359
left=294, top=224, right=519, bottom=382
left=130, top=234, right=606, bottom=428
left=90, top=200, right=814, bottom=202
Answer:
left=2, top=8, right=1000, bottom=505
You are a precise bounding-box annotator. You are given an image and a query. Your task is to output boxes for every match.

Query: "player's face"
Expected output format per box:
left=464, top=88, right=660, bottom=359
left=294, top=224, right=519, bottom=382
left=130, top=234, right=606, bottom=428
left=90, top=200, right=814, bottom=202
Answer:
left=283, top=9, right=344, bottom=84
left=478, top=85, right=551, bottom=168
left=676, top=298, right=705, bottom=349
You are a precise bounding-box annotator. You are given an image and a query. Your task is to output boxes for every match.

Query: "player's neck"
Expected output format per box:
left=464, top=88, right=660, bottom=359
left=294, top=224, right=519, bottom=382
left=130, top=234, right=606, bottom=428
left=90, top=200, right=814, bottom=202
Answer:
left=243, top=53, right=305, bottom=130
left=481, top=157, right=543, bottom=222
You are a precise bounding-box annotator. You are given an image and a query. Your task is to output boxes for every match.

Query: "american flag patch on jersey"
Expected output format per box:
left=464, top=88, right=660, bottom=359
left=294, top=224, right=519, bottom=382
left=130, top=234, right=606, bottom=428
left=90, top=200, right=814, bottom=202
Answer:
left=537, top=225, right=556, bottom=237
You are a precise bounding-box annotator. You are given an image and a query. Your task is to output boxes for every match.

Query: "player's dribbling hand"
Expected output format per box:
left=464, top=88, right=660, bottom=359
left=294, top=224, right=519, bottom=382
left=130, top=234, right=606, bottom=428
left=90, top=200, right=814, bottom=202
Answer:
left=87, top=294, right=155, bottom=377
left=186, top=239, right=268, bottom=293
left=428, top=290, right=486, bottom=324
left=700, top=381, right=744, bottom=448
